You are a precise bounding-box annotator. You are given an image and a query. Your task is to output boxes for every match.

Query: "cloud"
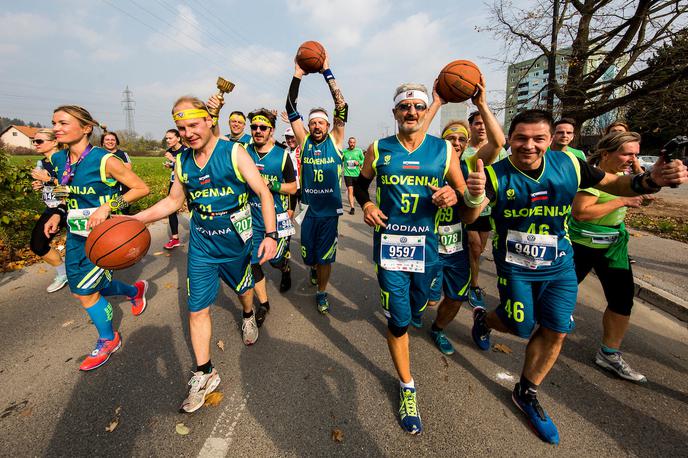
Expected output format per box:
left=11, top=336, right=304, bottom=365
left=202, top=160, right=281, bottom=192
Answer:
left=0, top=12, right=55, bottom=47
left=230, top=45, right=291, bottom=78
left=147, top=4, right=204, bottom=53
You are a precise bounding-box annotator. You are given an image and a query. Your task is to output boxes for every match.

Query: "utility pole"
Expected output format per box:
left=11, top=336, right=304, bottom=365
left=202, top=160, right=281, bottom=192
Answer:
left=546, top=0, right=559, bottom=112
left=121, top=86, right=136, bottom=135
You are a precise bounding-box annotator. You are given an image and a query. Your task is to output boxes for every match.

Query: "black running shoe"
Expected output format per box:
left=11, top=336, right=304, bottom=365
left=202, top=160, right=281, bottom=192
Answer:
left=279, top=268, right=292, bottom=293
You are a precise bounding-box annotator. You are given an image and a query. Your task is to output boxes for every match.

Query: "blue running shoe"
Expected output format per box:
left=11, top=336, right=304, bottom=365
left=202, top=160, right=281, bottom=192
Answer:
left=309, top=268, right=318, bottom=286
left=316, top=291, right=329, bottom=314
left=399, top=386, right=422, bottom=435
left=512, top=384, right=559, bottom=444
left=410, top=315, right=423, bottom=329
left=468, top=286, right=486, bottom=309
left=471, top=307, right=491, bottom=351
left=430, top=328, right=455, bottom=355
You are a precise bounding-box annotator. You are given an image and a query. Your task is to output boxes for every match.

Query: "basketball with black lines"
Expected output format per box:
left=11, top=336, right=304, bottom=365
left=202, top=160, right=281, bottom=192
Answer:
left=296, top=41, right=326, bottom=74
left=437, top=60, right=482, bottom=103
left=85, top=217, right=151, bottom=270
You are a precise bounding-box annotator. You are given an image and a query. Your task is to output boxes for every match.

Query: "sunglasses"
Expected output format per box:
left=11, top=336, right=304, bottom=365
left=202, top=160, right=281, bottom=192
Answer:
left=32, top=139, right=47, bottom=145
left=396, top=102, right=427, bottom=112
left=250, top=124, right=271, bottom=132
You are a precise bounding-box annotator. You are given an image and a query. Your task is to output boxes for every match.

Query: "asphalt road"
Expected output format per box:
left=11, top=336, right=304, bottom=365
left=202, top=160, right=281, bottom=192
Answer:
left=1, top=208, right=687, bottom=457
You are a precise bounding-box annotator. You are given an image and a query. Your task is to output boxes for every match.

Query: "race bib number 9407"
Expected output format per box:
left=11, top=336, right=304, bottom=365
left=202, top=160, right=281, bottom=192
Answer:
left=505, top=230, right=557, bottom=269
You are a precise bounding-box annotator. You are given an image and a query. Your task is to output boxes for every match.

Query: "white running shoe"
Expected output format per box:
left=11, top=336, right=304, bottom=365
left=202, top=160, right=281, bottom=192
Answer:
left=180, top=369, right=221, bottom=413
left=242, top=314, right=259, bottom=345
left=47, top=274, right=68, bottom=293
left=595, top=349, right=647, bottom=383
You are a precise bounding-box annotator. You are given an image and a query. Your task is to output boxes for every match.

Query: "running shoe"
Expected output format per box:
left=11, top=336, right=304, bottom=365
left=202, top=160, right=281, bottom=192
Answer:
left=47, top=274, right=68, bottom=293
left=512, top=383, right=559, bottom=444
left=180, top=369, right=221, bottom=413
left=255, top=304, right=269, bottom=328
left=430, top=328, right=455, bottom=355
left=316, top=291, right=329, bottom=314
left=242, top=314, right=259, bottom=345
left=399, top=386, right=422, bottom=435
left=468, top=286, right=486, bottom=309
left=129, top=280, right=148, bottom=316
left=309, top=267, right=318, bottom=286
left=410, top=315, right=423, bottom=329
left=79, top=332, right=121, bottom=371
left=164, top=238, right=180, bottom=250
left=595, top=349, right=647, bottom=383
left=279, top=267, right=292, bottom=293
left=471, top=307, right=491, bottom=351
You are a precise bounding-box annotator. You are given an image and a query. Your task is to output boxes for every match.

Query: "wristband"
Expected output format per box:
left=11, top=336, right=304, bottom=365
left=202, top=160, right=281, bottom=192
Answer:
left=334, top=104, right=348, bottom=123
left=269, top=181, right=281, bottom=193
left=323, top=68, right=334, bottom=81
left=288, top=111, right=301, bottom=122
left=463, top=189, right=486, bottom=208
left=265, top=231, right=278, bottom=241
left=108, top=195, right=129, bottom=211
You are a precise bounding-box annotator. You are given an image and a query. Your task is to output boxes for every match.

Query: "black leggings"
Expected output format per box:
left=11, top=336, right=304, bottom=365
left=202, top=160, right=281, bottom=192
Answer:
left=168, top=181, right=178, bottom=236
left=30, top=209, right=65, bottom=257
left=573, top=242, right=635, bottom=316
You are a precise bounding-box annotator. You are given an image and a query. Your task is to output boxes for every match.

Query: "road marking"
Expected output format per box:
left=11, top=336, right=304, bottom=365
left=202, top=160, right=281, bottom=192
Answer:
left=197, top=391, right=249, bottom=458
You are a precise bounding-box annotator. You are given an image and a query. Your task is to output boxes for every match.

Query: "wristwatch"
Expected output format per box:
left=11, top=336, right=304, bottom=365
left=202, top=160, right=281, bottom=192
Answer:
left=265, top=231, right=279, bottom=241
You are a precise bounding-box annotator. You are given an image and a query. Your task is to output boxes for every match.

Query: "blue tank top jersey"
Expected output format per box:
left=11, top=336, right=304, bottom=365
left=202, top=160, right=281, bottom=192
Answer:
left=300, top=133, right=343, bottom=217
left=371, top=134, right=452, bottom=266
left=486, top=150, right=581, bottom=280
left=51, top=146, right=120, bottom=211
left=246, top=143, right=289, bottom=232
left=176, top=139, right=250, bottom=261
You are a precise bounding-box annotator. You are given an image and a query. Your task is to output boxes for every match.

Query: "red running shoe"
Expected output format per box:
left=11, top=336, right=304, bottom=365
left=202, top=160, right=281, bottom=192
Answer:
left=164, top=238, right=180, bottom=250
left=129, top=280, right=149, bottom=316
left=79, top=332, right=121, bottom=371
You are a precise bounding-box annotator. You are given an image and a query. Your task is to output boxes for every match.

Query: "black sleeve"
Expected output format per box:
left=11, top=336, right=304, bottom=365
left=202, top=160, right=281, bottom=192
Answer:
left=286, top=76, right=301, bottom=114
left=485, top=176, right=496, bottom=203
left=353, top=174, right=374, bottom=208
left=578, top=158, right=606, bottom=189
left=282, top=154, right=296, bottom=183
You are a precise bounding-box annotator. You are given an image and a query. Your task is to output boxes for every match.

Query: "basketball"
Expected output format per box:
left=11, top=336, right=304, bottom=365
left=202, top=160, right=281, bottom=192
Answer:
left=296, top=41, right=326, bottom=74
left=437, top=60, right=482, bottom=103
left=85, top=217, right=151, bottom=270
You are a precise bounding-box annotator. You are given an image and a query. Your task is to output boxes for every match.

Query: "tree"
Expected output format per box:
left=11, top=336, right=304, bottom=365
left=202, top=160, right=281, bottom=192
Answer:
left=626, top=30, right=688, bottom=149
left=487, top=0, right=688, bottom=130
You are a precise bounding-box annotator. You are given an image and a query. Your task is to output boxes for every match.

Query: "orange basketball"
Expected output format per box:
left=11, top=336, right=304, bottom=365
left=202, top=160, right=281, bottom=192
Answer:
left=437, top=60, right=482, bottom=103
left=85, top=217, right=151, bottom=270
left=296, top=41, right=326, bottom=74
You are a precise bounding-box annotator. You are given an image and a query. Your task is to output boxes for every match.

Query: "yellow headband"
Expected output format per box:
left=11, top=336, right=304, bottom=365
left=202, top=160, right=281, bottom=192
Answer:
left=229, top=114, right=245, bottom=122
left=442, top=124, right=469, bottom=140
left=251, top=115, right=273, bottom=128
left=173, top=109, right=211, bottom=122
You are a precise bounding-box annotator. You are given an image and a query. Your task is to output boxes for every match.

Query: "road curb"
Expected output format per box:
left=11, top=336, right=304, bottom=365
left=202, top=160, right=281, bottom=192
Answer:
left=634, top=277, right=688, bottom=323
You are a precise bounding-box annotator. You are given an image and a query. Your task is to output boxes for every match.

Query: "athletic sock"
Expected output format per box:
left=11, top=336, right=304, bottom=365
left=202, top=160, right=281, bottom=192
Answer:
left=243, top=310, right=254, bottom=319
left=601, top=344, right=620, bottom=355
left=400, top=378, right=415, bottom=390
left=519, top=375, right=538, bottom=400
left=431, top=323, right=442, bottom=333
left=101, top=280, right=138, bottom=298
left=55, top=263, right=66, bottom=276
left=196, top=360, right=213, bottom=374
left=85, top=296, right=115, bottom=341
left=260, top=301, right=270, bottom=311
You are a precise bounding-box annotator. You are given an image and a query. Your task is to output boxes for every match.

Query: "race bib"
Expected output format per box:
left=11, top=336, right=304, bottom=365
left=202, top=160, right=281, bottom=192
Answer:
left=276, top=211, right=296, bottom=238
left=41, top=186, right=62, bottom=209
left=505, top=230, right=558, bottom=269
left=67, top=207, right=98, bottom=237
left=380, top=234, right=425, bottom=273
left=438, top=223, right=463, bottom=255
left=230, top=206, right=253, bottom=243
left=346, top=160, right=357, bottom=168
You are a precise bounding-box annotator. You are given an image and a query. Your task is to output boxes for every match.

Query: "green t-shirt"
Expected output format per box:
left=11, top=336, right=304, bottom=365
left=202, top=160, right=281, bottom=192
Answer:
left=462, top=145, right=509, bottom=216
left=547, top=146, right=586, bottom=161
left=342, top=147, right=364, bottom=177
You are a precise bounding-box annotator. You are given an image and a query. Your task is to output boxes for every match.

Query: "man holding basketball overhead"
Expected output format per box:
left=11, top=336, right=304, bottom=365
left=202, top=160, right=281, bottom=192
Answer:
left=353, top=83, right=485, bottom=434
left=285, top=47, right=346, bottom=313
left=133, top=96, right=277, bottom=413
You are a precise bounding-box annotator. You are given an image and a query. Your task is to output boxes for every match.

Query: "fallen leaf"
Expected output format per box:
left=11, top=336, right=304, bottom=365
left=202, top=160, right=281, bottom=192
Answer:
left=19, top=407, right=33, bottom=418
left=175, top=422, right=190, bottom=435
left=217, top=340, right=225, bottom=351
left=115, top=406, right=121, bottom=415
left=204, top=392, right=224, bottom=407
left=105, top=418, right=119, bottom=432
left=153, top=251, right=164, bottom=256
left=38, top=268, right=47, bottom=273
left=492, top=343, right=513, bottom=354
left=61, top=320, right=74, bottom=328
left=331, top=428, right=344, bottom=442
left=164, top=283, right=175, bottom=289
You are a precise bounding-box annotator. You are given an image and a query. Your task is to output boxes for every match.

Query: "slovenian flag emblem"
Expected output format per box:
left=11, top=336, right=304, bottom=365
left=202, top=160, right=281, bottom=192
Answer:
left=402, top=161, right=420, bottom=170
left=530, top=190, right=548, bottom=202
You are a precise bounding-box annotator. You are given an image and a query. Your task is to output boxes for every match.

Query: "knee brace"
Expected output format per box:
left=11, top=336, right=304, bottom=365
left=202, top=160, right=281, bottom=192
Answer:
left=251, top=263, right=264, bottom=283
left=388, top=322, right=408, bottom=338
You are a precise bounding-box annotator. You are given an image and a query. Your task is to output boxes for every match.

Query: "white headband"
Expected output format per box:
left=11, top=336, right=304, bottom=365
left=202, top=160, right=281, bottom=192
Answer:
left=308, top=111, right=329, bottom=123
left=394, top=90, right=429, bottom=107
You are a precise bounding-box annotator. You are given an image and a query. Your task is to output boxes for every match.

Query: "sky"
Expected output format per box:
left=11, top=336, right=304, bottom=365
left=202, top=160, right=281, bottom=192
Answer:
left=0, top=0, right=515, bottom=146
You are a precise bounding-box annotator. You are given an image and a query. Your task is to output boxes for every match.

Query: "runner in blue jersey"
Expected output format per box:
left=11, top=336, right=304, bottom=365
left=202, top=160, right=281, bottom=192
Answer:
left=244, top=108, right=297, bottom=326
left=162, top=128, right=191, bottom=250
left=227, top=111, right=252, bottom=145
left=134, top=96, right=278, bottom=413
left=469, top=109, right=687, bottom=444
left=353, top=83, right=486, bottom=434
left=422, top=79, right=506, bottom=356
left=43, top=105, right=150, bottom=372
left=285, top=50, right=347, bottom=313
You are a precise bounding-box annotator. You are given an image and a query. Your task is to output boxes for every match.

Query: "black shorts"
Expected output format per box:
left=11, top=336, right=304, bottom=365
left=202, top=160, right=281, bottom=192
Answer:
left=465, top=215, right=491, bottom=232
left=344, top=176, right=356, bottom=187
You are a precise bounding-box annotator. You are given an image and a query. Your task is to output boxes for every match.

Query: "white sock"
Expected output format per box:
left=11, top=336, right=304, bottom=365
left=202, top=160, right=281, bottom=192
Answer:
left=400, top=378, right=415, bottom=389
left=56, top=263, right=66, bottom=276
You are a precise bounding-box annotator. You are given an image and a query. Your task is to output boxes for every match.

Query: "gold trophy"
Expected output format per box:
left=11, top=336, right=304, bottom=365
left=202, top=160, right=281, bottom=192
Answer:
left=207, top=76, right=236, bottom=119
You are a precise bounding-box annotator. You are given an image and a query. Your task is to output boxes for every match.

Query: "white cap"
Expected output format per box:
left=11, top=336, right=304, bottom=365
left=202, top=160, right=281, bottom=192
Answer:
left=284, top=127, right=294, bottom=137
